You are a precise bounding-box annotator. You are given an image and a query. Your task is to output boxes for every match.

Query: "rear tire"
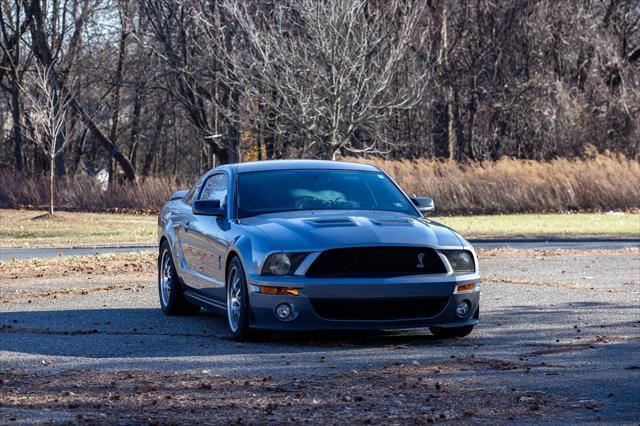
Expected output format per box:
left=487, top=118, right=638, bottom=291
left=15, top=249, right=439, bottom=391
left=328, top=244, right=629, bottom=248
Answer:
left=158, top=241, right=200, bottom=316
left=429, top=325, right=474, bottom=338
left=226, top=257, right=272, bottom=342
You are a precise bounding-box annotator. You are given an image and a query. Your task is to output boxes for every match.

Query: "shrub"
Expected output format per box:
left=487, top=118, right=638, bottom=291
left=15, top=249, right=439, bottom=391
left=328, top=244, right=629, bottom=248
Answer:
left=348, top=154, right=640, bottom=215
left=0, top=174, right=182, bottom=213
left=1, top=155, right=638, bottom=215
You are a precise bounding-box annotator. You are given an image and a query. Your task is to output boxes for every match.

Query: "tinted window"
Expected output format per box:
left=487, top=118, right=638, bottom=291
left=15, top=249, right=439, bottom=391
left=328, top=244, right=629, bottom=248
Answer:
left=199, top=173, right=228, bottom=207
left=237, top=169, right=415, bottom=218
left=183, top=185, right=198, bottom=205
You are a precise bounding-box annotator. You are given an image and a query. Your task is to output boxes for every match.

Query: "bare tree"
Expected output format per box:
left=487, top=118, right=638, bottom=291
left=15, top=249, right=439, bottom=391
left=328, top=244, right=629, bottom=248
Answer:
left=0, top=0, right=638, bottom=182
left=20, top=63, right=71, bottom=214
left=0, top=0, right=33, bottom=172
left=140, top=0, right=238, bottom=166
left=218, top=0, right=431, bottom=159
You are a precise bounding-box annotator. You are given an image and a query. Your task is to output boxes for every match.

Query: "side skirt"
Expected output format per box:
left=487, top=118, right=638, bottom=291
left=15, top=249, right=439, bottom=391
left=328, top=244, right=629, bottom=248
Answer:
left=183, top=290, right=226, bottom=316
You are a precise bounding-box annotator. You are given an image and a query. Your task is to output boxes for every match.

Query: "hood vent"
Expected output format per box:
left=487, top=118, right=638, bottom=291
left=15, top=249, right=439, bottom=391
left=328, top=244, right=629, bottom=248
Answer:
left=304, top=217, right=358, bottom=228
left=369, top=218, right=415, bottom=227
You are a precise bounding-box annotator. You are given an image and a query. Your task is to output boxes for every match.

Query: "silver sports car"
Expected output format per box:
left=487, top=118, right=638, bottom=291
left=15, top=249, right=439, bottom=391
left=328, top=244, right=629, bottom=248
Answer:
left=158, top=160, right=480, bottom=341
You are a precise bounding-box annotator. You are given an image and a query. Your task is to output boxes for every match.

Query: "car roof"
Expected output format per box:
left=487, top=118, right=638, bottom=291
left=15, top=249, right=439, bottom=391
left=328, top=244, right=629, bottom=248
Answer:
left=225, top=159, right=380, bottom=173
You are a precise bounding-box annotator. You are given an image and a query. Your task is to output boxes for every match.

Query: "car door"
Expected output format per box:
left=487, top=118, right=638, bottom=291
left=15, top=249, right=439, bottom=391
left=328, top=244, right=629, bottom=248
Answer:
left=179, top=172, right=229, bottom=300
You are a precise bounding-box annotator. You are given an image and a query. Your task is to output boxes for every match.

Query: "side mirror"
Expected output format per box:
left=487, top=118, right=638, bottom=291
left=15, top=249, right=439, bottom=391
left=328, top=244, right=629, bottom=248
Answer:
left=193, top=199, right=225, bottom=217
left=411, top=197, right=435, bottom=215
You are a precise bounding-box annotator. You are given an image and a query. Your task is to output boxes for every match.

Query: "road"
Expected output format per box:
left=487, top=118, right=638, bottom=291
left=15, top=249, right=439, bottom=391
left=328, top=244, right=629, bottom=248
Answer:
left=0, top=245, right=154, bottom=260
left=1, top=249, right=639, bottom=422
left=2, top=238, right=639, bottom=260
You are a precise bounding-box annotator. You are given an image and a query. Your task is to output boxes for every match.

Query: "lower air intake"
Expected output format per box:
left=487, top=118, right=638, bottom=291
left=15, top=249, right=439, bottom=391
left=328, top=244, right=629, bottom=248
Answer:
left=310, top=297, right=449, bottom=321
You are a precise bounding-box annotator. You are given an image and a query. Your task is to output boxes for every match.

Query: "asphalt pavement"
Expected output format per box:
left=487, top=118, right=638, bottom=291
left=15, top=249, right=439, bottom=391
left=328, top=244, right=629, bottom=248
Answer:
left=1, top=251, right=639, bottom=422
left=2, top=238, right=639, bottom=260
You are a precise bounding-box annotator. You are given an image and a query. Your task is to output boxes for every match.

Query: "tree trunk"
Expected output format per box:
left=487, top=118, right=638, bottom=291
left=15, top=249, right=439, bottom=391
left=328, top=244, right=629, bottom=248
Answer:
left=448, top=85, right=465, bottom=162
left=49, top=155, right=54, bottom=214
left=53, top=90, right=66, bottom=176
left=432, top=99, right=450, bottom=158
left=70, top=127, right=88, bottom=174
left=108, top=12, right=128, bottom=184
left=440, top=6, right=463, bottom=161
left=1, top=1, right=28, bottom=172
left=142, top=108, right=164, bottom=177
left=10, top=77, right=23, bottom=171
left=467, top=79, right=478, bottom=161
left=264, top=90, right=277, bottom=159
left=224, top=122, right=239, bottom=164
left=69, top=98, right=136, bottom=181
left=128, top=83, right=144, bottom=169
left=172, top=130, right=178, bottom=176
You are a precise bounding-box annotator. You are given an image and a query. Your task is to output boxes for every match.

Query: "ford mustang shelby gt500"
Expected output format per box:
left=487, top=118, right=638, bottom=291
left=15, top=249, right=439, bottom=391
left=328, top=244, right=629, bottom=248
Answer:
left=158, top=160, right=480, bottom=340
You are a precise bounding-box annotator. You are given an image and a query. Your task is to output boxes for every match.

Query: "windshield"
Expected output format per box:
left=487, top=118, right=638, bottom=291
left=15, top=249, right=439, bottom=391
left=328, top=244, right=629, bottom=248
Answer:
left=237, top=169, right=416, bottom=218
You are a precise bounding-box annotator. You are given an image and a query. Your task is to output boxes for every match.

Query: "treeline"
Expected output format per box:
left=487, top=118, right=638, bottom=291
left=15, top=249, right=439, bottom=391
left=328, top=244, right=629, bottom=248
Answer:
left=1, top=0, right=639, bottom=184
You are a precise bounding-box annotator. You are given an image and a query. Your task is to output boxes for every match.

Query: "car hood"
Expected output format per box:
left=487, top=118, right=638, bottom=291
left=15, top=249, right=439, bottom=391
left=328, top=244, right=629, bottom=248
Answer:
left=240, top=210, right=466, bottom=252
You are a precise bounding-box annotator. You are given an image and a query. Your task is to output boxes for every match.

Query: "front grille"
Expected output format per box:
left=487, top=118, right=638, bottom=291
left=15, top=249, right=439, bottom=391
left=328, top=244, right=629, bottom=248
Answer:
left=310, top=297, right=449, bottom=321
left=305, top=246, right=446, bottom=278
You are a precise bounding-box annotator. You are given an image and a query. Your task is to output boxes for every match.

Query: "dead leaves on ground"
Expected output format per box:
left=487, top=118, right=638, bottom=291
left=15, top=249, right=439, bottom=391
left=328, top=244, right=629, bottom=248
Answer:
left=0, top=362, right=589, bottom=425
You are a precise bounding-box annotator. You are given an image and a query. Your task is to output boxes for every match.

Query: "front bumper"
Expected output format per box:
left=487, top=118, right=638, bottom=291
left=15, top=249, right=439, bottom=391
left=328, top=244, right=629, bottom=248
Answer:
left=246, top=273, right=480, bottom=331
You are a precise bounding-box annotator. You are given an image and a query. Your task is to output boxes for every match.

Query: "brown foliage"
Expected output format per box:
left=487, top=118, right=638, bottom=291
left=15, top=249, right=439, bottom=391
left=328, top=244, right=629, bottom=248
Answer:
left=348, top=154, right=640, bottom=214
left=0, top=173, right=181, bottom=213
left=1, top=155, right=638, bottom=215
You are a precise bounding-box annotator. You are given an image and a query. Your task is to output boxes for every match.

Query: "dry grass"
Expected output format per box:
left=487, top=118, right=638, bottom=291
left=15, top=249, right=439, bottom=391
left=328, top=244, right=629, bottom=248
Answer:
left=434, top=213, right=640, bottom=237
left=0, top=173, right=183, bottom=213
left=1, top=155, right=639, bottom=215
left=1, top=208, right=637, bottom=248
left=0, top=209, right=156, bottom=248
left=352, top=154, right=640, bottom=215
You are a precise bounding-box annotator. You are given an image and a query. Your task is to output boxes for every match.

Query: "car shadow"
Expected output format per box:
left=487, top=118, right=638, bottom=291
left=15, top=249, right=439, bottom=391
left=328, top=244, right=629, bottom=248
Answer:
left=1, top=301, right=637, bottom=361
left=0, top=306, right=467, bottom=359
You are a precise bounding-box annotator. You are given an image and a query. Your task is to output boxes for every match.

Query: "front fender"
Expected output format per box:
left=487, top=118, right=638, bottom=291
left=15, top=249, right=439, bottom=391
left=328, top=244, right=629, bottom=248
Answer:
left=158, top=204, right=189, bottom=277
left=224, top=224, right=279, bottom=278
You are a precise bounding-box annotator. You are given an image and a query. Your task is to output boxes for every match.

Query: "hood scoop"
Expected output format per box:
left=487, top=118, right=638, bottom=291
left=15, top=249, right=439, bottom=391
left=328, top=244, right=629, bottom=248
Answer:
left=304, top=217, right=358, bottom=228
left=369, top=217, right=415, bottom=227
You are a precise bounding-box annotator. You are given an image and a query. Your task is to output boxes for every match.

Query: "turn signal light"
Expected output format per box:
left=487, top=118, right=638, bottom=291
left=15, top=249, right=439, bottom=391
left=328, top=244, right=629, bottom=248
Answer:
left=259, top=286, right=299, bottom=296
left=454, top=283, right=479, bottom=294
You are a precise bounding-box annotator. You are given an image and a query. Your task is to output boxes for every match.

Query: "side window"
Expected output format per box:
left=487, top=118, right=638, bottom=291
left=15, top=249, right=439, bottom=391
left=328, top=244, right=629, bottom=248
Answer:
left=199, top=173, right=228, bottom=207
left=183, top=185, right=198, bottom=205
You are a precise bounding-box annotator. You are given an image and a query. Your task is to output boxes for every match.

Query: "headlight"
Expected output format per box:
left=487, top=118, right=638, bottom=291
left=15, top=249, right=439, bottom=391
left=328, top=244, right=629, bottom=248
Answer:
left=442, top=250, right=475, bottom=272
left=262, top=253, right=308, bottom=276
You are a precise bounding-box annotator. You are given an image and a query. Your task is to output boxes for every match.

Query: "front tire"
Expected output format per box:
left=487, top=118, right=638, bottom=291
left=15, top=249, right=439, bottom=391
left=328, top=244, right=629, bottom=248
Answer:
left=158, top=241, right=200, bottom=316
left=429, top=325, right=474, bottom=338
left=226, top=257, right=271, bottom=342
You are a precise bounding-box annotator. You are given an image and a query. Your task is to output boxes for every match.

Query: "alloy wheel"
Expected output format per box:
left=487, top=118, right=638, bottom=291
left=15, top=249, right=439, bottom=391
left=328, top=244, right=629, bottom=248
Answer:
left=160, top=251, right=172, bottom=307
left=227, top=265, right=243, bottom=332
